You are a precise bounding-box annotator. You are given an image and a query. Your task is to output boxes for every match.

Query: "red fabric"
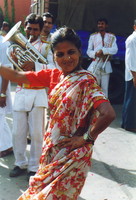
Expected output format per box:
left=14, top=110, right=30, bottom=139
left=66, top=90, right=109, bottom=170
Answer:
left=79, top=99, right=109, bottom=127
left=25, top=69, right=109, bottom=107
left=25, top=68, right=62, bottom=93
left=93, top=99, right=109, bottom=109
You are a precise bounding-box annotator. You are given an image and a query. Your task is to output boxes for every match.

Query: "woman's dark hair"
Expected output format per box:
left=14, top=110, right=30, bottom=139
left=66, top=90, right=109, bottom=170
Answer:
left=24, top=13, right=44, bottom=31
left=51, top=27, right=81, bottom=52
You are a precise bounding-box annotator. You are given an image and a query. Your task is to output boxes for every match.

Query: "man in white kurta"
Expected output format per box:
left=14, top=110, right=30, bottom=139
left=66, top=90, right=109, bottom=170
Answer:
left=87, top=18, right=118, bottom=97
left=10, top=14, right=56, bottom=178
left=0, top=35, right=13, bottom=157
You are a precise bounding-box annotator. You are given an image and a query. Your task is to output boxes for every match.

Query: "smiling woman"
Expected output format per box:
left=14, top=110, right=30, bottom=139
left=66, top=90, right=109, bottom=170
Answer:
left=53, top=41, right=81, bottom=76
left=0, top=27, right=116, bottom=200
left=51, top=27, right=82, bottom=76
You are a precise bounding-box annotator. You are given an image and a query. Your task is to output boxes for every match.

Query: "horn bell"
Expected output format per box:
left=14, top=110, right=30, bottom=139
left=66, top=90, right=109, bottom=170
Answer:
left=3, top=21, right=28, bottom=49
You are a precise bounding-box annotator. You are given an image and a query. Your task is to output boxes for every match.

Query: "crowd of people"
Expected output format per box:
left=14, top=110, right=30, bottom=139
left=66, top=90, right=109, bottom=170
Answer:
left=0, top=12, right=136, bottom=199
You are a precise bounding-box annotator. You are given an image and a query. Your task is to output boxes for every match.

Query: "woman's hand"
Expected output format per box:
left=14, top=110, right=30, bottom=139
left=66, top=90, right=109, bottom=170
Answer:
left=57, top=136, right=86, bottom=151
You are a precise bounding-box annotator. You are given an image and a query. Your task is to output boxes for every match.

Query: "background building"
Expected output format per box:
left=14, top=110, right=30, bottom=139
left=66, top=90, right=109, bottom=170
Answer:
left=0, top=0, right=31, bottom=26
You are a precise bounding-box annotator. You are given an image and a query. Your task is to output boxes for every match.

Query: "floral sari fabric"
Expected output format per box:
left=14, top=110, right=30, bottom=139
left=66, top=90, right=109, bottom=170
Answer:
left=18, top=70, right=107, bottom=200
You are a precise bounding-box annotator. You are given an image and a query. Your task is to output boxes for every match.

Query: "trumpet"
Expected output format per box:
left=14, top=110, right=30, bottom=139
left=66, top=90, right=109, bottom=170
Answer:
left=3, top=21, right=47, bottom=71
left=92, top=54, right=110, bottom=75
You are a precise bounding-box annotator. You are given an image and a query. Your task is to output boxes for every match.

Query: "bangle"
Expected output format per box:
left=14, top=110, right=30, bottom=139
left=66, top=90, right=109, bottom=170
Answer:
left=83, top=132, right=94, bottom=145
left=0, top=93, right=6, bottom=97
left=88, top=134, right=94, bottom=141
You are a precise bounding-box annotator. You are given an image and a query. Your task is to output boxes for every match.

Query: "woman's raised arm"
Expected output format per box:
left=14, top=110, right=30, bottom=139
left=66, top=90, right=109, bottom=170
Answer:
left=0, top=65, right=30, bottom=84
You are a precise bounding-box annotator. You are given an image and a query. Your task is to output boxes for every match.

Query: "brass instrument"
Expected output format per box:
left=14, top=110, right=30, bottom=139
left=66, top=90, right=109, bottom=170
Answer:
left=92, top=54, right=110, bottom=75
left=3, top=21, right=47, bottom=71
left=92, top=35, right=115, bottom=76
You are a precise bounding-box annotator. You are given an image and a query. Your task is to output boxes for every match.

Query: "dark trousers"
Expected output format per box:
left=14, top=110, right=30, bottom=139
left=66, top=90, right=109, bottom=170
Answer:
left=122, top=80, right=136, bottom=130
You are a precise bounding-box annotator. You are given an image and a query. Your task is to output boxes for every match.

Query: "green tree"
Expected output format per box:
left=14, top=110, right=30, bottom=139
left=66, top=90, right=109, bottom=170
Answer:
left=11, top=0, right=15, bottom=25
left=0, top=7, right=4, bottom=27
left=4, top=0, right=9, bottom=23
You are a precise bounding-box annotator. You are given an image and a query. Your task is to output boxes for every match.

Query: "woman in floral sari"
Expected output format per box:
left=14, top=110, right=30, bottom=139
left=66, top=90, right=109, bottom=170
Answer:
left=0, top=27, right=115, bottom=200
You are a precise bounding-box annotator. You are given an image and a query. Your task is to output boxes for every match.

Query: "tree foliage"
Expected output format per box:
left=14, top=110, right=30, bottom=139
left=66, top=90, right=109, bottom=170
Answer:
left=0, top=0, right=15, bottom=26
left=11, top=0, right=15, bottom=26
left=4, top=0, right=9, bottom=22
left=0, top=7, right=4, bottom=27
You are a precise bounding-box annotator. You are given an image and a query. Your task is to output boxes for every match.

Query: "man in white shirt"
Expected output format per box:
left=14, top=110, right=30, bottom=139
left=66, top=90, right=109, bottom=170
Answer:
left=87, top=18, right=118, bottom=97
left=121, top=20, right=136, bottom=132
left=0, top=35, right=13, bottom=157
left=9, top=13, right=56, bottom=180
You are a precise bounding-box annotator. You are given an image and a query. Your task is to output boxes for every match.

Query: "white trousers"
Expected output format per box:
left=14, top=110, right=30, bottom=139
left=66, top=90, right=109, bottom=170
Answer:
left=0, top=108, right=12, bottom=151
left=12, top=107, right=45, bottom=172
left=95, top=73, right=110, bottom=98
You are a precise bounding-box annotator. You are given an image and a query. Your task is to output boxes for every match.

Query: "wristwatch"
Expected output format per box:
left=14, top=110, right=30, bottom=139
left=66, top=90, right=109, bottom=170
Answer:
left=83, top=133, right=94, bottom=145
left=0, top=93, right=6, bottom=97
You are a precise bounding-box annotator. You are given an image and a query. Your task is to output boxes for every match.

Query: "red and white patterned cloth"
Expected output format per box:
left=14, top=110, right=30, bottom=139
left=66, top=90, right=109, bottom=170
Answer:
left=18, top=69, right=108, bottom=200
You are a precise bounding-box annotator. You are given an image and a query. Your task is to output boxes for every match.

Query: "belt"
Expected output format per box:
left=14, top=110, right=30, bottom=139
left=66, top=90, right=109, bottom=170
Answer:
left=23, top=87, right=45, bottom=90
left=22, top=84, right=45, bottom=90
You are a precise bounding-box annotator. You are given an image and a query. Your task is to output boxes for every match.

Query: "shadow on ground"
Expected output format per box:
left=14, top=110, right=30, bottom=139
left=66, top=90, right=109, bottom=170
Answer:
left=90, top=158, right=136, bottom=188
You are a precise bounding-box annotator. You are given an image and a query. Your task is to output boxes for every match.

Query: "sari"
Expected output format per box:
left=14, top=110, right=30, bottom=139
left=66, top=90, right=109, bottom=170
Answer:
left=18, top=70, right=107, bottom=200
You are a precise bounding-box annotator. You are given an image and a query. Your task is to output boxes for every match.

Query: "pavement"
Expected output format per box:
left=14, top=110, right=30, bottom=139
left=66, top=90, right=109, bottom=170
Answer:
left=0, top=84, right=136, bottom=200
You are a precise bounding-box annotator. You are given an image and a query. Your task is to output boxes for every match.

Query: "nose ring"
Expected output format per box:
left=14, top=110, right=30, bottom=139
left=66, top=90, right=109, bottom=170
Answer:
left=68, top=56, right=71, bottom=59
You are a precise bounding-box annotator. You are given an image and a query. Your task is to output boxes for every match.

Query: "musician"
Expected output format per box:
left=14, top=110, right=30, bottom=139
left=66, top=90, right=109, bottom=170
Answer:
left=9, top=13, right=56, bottom=180
left=87, top=18, right=118, bottom=97
left=40, top=12, right=55, bottom=43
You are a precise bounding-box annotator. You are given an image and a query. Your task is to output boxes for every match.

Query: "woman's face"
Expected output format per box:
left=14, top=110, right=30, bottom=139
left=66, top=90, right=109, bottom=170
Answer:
left=53, top=41, right=81, bottom=76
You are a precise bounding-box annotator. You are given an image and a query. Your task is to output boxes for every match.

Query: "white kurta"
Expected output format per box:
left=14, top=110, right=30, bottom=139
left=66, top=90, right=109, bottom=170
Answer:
left=0, top=35, right=13, bottom=151
left=12, top=37, right=56, bottom=172
left=87, top=32, right=118, bottom=97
